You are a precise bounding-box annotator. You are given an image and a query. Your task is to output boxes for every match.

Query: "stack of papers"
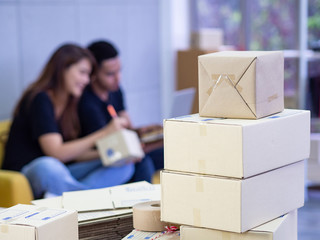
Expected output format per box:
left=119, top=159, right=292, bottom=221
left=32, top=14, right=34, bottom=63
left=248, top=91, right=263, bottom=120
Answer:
left=31, top=181, right=161, bottom=240
left=32, top=181, right=161, bottom=214
left=62, top=181, right=161, bottom=212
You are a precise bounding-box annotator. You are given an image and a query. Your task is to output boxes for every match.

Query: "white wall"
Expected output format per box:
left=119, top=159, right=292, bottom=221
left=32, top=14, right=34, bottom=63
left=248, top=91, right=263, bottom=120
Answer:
left=160, top=0, right=191, bottom=119
left=0, top=0, right=162, bottom=127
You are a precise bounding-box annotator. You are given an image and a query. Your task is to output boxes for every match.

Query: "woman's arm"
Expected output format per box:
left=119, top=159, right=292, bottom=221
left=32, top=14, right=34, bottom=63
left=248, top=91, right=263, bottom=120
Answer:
left=39, top=118, right=122, bottom=163
left=74, top=148, right=99, bottom=162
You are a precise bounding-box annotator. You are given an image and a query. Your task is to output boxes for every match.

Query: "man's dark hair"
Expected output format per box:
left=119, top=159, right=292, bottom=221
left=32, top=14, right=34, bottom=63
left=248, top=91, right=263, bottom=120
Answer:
left=87, top=40, right=119, bottom=66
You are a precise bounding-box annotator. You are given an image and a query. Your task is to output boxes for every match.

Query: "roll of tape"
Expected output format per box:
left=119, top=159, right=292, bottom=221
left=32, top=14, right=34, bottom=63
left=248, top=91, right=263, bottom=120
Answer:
left=133, top=200, right=167, bottom=232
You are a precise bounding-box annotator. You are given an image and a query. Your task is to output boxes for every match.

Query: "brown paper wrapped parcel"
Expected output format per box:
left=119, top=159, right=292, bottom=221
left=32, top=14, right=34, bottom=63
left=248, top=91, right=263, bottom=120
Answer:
left=198, top=51, right=284, bottom=119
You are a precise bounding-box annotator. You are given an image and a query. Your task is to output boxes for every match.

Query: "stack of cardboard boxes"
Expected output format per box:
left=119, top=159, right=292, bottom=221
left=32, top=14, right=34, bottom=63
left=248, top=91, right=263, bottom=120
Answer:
left=161, top=51, right=310, bottom=239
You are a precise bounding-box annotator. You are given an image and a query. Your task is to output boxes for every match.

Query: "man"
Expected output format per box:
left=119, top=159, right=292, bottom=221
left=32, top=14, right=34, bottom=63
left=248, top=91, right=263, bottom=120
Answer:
left=78, top=40, right=163, bottom=183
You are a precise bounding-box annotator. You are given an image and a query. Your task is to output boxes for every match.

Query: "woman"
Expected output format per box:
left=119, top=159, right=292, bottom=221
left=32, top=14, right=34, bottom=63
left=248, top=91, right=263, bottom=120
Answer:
left=2, top=43, right=135, bottom=198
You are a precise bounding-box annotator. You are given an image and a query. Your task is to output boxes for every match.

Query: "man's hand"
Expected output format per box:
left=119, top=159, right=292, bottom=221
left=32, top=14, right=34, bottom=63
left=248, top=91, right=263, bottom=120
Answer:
left=102, top=118, right=123, bottom=135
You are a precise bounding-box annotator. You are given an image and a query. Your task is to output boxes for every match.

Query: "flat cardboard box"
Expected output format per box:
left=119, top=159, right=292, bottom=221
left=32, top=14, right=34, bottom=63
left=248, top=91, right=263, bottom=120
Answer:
left=0, top=204, right=78, bottom=240
left=164, top=109, right=310, bottom=178
left=199, top=51, right=284, bottom=119
left=180, top=210, right=297, bottom=240
left=62, top=181, right=161, bottom=212
left=161, top=161, right=304, bottom=233
left=96, top=129, right=145, bottom=166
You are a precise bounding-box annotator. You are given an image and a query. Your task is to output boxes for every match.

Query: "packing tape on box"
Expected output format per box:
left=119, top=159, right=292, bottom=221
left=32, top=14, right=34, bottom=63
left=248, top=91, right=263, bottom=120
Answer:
left=196, top=178, right=204, bottom=192
left=193, top=208, right=202, bottom=226
left=199, top=124, right=207, bottom=136
left=0, top=207, right=49, bottom=234
left=268, top=93, right=278, bottom=102
left=133, top=201, right=167, bottom=232
left=236, top=84, right=243, bottom=93
left=208, top=74, right=236, bottom=96
left=198, top=159, right=206, bottom=173
left=1, top=225, right=8, bottom=233
left=1, top=214, right=19, bottom=233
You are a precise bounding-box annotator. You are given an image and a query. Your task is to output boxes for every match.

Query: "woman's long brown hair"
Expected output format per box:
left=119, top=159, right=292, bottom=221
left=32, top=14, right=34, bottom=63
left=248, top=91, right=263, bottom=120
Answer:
left=14, top=43, right=96, bottom=141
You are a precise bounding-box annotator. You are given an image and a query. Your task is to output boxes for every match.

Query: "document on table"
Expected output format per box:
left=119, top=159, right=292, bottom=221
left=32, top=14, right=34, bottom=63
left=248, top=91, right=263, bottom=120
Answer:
left=63, top=188, right=113, bottom=212
left=61, top=181, right=160, bottom=212
left=110, top=182, right=161, bottom=208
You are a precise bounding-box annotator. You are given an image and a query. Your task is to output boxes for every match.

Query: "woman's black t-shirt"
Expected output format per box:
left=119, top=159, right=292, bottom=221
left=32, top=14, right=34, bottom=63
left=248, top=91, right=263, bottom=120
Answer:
left=2, top=92, right=60, bottom=171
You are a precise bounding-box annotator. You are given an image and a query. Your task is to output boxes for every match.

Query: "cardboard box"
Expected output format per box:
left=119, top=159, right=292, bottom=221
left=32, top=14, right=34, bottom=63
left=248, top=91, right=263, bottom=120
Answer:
left=198, top=51, right=284, bottom=119
left=191, top=28, right=224, bottom=50
left=180, top=210, right=297, bottom=240
left=0, top=204, right=78, bottom=240
left=96, top=129, right=145, bottom=166
left=307, top=162, right=320, bottom=183
left=161, top=161, right=304, bottom=233
left=177, top=49, right=217, bottom=114
left=164, top=109, right=310, bottom=178
left=310, top=133, right=320, bottom=164
left=284, top=94, right=298, bottom=109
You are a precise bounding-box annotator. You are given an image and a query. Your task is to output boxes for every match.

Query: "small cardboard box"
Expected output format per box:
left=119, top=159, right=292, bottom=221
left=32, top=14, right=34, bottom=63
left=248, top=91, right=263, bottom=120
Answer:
left=0, top=204, right=78, bottom=240
left=164, top=109, right=310, bottom=179
left=161, top=161, right=304, bottom=233
left=191, top=28, right=224, bottom=50
left=199, top=51, right=284, bottom=119
left=96, top=129, right=145, bottom=166
left=180, top=210, right=297, bottom=240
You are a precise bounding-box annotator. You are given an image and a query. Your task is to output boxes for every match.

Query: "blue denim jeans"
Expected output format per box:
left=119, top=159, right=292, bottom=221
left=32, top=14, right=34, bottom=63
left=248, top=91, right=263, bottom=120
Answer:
left=146, top=147, right=164, bottom=170
left=22, top=156, right=135, bottom=199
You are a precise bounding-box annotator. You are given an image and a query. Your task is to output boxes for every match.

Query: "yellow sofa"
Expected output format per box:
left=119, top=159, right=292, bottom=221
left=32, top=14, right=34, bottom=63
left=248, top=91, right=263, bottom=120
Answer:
left=0, top=120, right=33, bottom=207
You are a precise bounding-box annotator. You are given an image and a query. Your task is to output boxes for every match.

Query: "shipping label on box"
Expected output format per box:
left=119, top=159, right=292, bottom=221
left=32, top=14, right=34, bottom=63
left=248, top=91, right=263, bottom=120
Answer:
left=0, top=204, right=78, bottom=240
left=161, top=161, right=304, bottom=233
left=180, top=210, right=297, bottom=240
left=199, top=51, right=284, bottom=119
left=96, top=129, right=145, bottom=166
left=164, top=109, right=310, bottom=178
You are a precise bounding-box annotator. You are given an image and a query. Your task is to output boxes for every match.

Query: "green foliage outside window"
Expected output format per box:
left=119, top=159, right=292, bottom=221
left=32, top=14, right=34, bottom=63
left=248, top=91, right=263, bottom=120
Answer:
left=308, top=0, right=320, bottom=46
